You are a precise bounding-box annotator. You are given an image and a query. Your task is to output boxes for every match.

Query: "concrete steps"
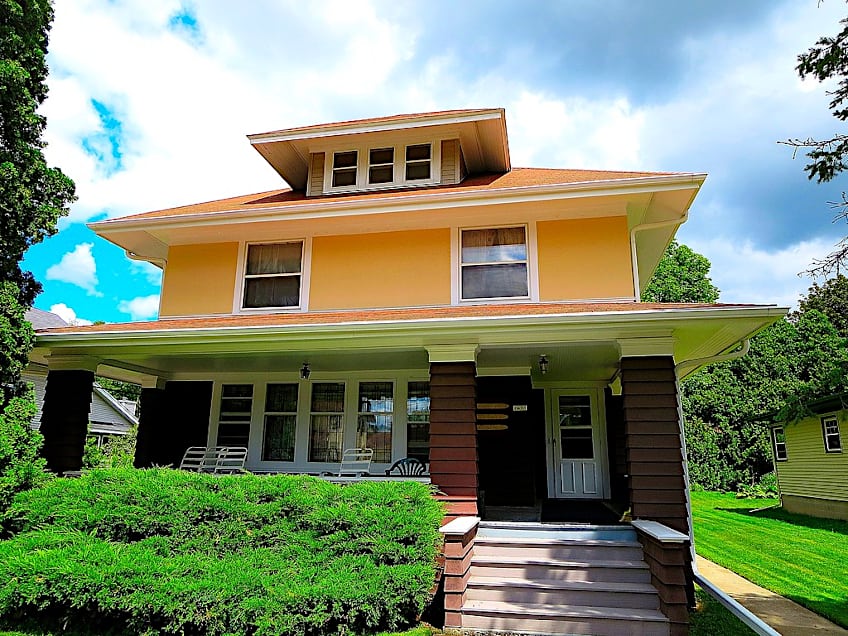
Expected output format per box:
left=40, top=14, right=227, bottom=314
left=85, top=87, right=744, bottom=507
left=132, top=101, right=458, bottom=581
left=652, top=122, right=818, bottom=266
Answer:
left=460, top=522, right=669, bottom=635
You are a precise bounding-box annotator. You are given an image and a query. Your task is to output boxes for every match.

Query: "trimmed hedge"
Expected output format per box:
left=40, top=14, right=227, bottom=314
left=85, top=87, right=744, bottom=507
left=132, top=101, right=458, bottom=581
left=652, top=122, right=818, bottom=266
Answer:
left=0, top=469, right=443, bottom=635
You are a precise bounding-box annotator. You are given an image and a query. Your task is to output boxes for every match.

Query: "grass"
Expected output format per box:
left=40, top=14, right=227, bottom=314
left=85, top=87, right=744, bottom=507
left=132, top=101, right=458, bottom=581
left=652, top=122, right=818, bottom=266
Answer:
left=691, top=490, right=848, bottom=628
left=690, top=586, right=755, bottom=635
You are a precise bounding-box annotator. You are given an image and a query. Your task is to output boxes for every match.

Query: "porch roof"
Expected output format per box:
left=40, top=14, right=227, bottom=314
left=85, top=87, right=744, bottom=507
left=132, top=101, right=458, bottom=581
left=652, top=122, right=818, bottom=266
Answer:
left=32, top=302, right=787, bottom=384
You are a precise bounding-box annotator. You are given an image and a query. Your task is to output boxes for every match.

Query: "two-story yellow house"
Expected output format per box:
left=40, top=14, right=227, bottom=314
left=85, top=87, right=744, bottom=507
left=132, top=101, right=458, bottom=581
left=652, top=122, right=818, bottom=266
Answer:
left=31, top=109, right=785, bottom=634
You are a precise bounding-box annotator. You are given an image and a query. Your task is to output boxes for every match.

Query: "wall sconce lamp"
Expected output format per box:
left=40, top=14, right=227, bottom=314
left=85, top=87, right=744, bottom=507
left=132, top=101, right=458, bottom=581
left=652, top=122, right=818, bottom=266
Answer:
left=300, top=362, right=311, bottom=380
left=538, top=354, right=549, bottom=375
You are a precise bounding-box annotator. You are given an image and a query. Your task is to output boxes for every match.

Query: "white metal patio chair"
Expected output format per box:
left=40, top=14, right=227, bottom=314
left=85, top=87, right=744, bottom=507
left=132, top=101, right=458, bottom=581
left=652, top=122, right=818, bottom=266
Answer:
left=323, top=447, right=374, bottom=477
left=179, top=446, right=248, bottom=474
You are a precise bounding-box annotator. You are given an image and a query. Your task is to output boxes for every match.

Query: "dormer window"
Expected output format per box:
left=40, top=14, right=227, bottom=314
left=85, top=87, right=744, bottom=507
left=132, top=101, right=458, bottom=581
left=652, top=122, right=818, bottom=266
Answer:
left=323, top=141, right=441, bottom=193
left=406, top=144, right=432, bottom=180
left=332, top=151, right=358, bottom=188
left=368, top=148, right=394, bottom=184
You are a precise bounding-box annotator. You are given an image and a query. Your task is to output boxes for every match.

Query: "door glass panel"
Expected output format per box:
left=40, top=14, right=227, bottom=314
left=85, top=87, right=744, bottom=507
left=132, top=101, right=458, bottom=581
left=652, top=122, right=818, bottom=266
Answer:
left=558, top=395, right=591, bottom=427
left=558, top=395, right=594, bottom=459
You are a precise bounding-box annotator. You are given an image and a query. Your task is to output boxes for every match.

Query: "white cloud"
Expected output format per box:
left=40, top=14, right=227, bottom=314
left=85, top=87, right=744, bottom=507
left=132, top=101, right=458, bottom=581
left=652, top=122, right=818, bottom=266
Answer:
left=687, top=236, right=837, bottom=310
left=129, top=259, right=164, bottom=285
left=118, top=295, right=161, bottom=321
left=45, top=243, right=102, bottom=296
left=49, top=303, right=94, bottom=326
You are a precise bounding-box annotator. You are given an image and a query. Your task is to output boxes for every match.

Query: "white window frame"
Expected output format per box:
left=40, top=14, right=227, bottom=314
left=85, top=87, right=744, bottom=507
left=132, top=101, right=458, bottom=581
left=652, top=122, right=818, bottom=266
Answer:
left=322, top=141, right=442, bottom=194
left=331, top=149, right=359, bottom=189
left=261, top=382, right=299, bottom=462
left=234, top=238, right=311, bottom=314
left=772, top=426, right=788, bottom=462
left=822, top=416, right=842, bottom=453
left=356, top=380, right=395, bottom=464
left=454, top=223, right=538, bottom=304
left=367, top=146, right=395, bottom=185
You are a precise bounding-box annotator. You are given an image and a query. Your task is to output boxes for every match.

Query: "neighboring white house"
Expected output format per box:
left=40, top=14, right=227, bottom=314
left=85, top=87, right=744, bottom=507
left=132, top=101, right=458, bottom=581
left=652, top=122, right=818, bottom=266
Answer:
left=24, top=308, right=137, bottom=444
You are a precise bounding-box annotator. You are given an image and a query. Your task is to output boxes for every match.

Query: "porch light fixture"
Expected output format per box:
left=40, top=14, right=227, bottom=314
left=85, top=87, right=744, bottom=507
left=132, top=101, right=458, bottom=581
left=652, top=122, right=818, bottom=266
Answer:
left=538, top=354, right=549, bottom=375
left=300, top=362, right=311, bottom=380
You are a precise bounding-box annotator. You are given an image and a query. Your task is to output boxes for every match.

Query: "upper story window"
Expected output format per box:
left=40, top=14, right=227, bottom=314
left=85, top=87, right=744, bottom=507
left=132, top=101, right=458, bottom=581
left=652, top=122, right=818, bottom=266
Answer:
left=242, top=242, right=303, bottom=309
left=772, top=426, right=787, bottom=461
left=823, top=416, right=842, bottom=453
left=332, top=151, right=358, bottom=187
left=325, top=142, right=439, bottom=192
left=460, top=226, right=529, bottom=300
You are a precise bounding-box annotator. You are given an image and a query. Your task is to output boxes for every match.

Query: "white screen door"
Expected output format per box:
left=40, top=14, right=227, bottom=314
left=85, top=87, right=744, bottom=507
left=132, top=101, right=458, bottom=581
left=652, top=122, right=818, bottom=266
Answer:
left=550, top=391, right=605, bottom=498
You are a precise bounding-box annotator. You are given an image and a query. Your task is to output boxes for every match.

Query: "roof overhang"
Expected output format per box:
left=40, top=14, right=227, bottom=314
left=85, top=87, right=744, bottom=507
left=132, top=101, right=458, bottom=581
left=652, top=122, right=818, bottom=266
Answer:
left=247, top=108, right=510, bottom=188
left=32, top=305, right=785, bottom=384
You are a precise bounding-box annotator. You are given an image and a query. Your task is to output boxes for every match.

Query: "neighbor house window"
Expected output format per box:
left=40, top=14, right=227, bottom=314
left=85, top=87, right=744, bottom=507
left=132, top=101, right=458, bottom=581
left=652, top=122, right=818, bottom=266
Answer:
left=242, top=242, right=303, bottom=309
left=368, top=147, right=394, bottom=184
left=262, top=384, right=298, bottom=461
left=772, top=426, right=788, bottom=461
left=332, top=150, right=358, bottom=187
left=823, top=416, right=842, bottom=453
left=405, top=144, right=432, bottom=181
left=461, top=226, right=529, bottom=300
left=309, top=383, right=345, bottom=463
left=407, top=381, right=430, bottom=463
left=357, top=382, right=393, bottom=463
left=217, top=384, right=253, bottom=447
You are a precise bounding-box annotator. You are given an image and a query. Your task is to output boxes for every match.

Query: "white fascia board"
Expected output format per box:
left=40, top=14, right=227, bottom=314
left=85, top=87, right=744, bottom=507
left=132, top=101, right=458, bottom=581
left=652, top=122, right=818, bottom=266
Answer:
left=87, top=173, right=708, bottom=235
left=36, top=305, right=787, bottom=350
left=247, top=110, right=503, bottom=144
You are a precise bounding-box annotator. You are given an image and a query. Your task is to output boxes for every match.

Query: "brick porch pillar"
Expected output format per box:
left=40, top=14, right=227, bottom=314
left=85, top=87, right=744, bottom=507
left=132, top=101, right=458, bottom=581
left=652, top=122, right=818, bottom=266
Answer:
left=427, top=345, right=479, bottom=519
left=40, top=362, right=97, bottom=475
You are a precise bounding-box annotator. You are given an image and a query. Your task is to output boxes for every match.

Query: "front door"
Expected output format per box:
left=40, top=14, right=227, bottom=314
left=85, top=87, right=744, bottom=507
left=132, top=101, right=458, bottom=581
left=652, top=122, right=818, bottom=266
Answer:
left=549, top=389, right=608, bottom=498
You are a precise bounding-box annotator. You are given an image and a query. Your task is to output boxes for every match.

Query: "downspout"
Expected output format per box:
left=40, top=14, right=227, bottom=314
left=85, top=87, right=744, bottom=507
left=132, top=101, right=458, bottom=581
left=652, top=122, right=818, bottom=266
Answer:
left=629, top=213, right=688, bottom=300
left=672, top=338, right=778, bottom=636
left=125, top=250, right=166, bottom=269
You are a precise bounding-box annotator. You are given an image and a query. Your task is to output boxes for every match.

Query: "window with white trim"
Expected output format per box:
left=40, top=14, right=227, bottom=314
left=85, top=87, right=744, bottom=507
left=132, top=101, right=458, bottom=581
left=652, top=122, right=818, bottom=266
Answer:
left=823, top=416, right=842, bottom=453
left=460, top=226, right=529, bottom=300
left=407, top=381, right=430, bottom=462
left=242, top=242, right=303, bottom=309
left=405, top=143, right=432, bottom=181
left=308, top=382, right=345, bottom=463
left=217, top=384, right=253, bottom=447
left=368, top=147, right=394, bottom=184
left=332, top=150, right=358, bottom=187
left=262, top=383, right=298, bottom=461
left=357, top=382, right=393, bottom=463
left=772, top=426, right=787, bottom=461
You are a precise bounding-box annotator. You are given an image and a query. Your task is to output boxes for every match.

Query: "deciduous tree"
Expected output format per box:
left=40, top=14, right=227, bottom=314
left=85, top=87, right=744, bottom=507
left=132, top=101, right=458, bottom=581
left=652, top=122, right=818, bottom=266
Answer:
left=641, top=239, right=720, bottom=303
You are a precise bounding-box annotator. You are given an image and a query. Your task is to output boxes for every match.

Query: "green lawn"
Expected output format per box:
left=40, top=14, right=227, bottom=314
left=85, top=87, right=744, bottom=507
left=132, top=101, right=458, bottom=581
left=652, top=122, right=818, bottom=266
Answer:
left=691, top=490, right=848, bottom=628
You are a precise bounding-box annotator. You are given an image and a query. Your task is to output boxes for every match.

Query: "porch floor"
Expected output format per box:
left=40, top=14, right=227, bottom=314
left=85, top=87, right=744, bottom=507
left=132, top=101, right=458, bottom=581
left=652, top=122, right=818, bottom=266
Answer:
left=483, top=500, right=624, bottom=524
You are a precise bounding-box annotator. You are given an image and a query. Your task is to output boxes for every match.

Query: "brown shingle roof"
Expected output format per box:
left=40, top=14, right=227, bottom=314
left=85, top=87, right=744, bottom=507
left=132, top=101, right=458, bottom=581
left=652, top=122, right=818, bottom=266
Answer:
left=37, top=302, right=766, bottom=335
left=99, top=167, right=683, bottom=224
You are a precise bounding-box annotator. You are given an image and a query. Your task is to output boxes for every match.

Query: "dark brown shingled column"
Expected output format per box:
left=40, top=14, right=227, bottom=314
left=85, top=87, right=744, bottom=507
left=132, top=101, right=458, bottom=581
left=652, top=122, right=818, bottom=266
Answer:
left=40, top=369, right=94, bottom=474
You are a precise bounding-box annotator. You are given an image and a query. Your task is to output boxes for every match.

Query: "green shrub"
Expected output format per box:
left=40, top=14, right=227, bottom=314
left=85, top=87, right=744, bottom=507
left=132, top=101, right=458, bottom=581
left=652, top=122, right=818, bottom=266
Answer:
left=0, top=388, right=51, bottom=513
left=0, top=469, right=444, bottom=635
left=82, top=427, right=137, bottom=470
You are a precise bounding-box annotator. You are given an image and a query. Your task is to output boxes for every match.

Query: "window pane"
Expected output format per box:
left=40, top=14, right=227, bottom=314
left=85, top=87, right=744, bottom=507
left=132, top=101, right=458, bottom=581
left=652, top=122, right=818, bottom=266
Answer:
left=218, top=384, right=252, bottom=447
left=369, top=166, right=393, bottom=183
left=309, top=414, right=344, bottom=462
left=333, top=151, right=357, bottom=169
left=359, top=382, right=393, bottom=413
left=265, top=383, right=298, bottom=413
left=406, top=162, right=431, bottom=181
left=263, top=414, right=296, bottom=461
left=223, top=384, right=253, bottom=398
left=332, top=168, right=357, bottom=187
left=407, top=381, right=430, bottom=462
left=243, top=276, right=300, bottom=308
left=406, top=144, right=431, bottom=161
left=461, top=227, right=527, bottom=264
left=220, top=399, right=253, bottom=417
left=370, top=147, right=394, bottom=164
left=357, top=414, right=392, bottom=463
left=461, top=263, right=528, bottom=299
left=561, top=428, right=594, bottom=459
left=311, top=383, right=345, bottom=413
left=246, top=243, right=302, bottom=275
left=559, top=396, right=592, bottom=427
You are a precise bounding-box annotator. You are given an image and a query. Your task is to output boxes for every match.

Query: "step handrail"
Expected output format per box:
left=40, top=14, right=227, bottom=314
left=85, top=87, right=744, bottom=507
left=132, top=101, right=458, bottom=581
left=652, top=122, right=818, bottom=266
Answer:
left=692, top=571, right=780, bottom=636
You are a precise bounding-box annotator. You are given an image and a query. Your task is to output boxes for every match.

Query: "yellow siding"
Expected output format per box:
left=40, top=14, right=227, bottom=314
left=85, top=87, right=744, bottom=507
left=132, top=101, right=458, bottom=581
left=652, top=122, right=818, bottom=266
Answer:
left=776, top=411, right=848, bottom=502
left=441, top=139, right=458, bottom=185
left=537, top=216, right=634, bottom=301
left=308, top=152, right=325, bottom=196
left=160, top=243, right=239, bottom=316
left=309, top=229, right=451, bottom=310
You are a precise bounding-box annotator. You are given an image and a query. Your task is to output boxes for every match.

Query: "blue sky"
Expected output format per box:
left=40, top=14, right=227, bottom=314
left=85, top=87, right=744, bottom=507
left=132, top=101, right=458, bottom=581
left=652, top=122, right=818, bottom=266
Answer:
left=23, top=0, right=848, bottom=324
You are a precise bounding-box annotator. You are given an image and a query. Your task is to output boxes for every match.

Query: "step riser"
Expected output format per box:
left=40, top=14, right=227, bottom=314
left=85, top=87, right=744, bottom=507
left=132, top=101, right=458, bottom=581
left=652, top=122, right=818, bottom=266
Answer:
left=478, top=528, right=637, bottom=542
left=461, top=613, right=670, bottom=636
left=470, top=563, right=651, bottom=584
left=466, top=585, right=660, bottom=609
left=474, top=543, right=645, bottom=561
